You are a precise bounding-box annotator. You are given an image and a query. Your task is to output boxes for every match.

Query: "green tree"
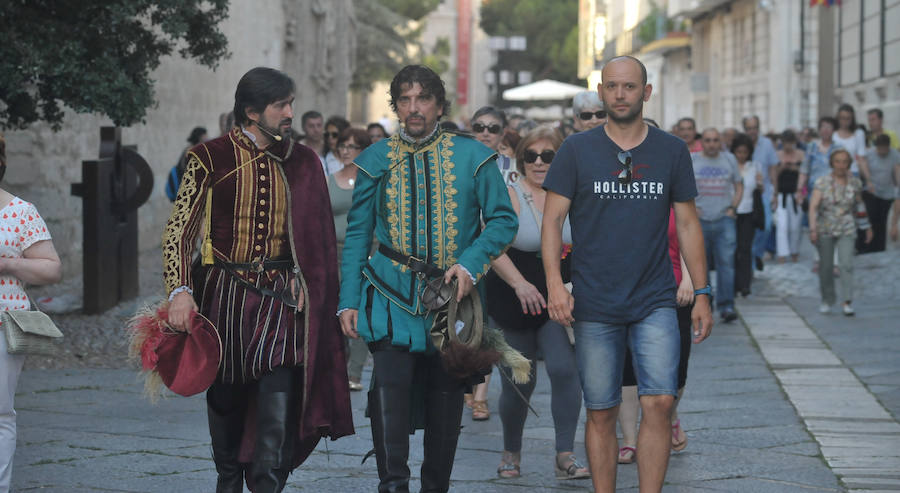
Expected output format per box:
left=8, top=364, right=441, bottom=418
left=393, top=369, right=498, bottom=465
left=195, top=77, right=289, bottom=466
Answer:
left=351, top=0, right=442, bottom=90
left=379, top=0, right=442, bottom=21
left=480, top=0, right=581, bottom=84
left=421, top=37, right=451, bottom=77
left=0, top=0, right=230, bottom=130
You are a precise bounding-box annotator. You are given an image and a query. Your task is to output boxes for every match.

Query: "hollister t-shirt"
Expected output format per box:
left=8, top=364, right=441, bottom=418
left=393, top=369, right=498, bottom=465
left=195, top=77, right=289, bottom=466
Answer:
left=542, top=125, right=697, bottom=324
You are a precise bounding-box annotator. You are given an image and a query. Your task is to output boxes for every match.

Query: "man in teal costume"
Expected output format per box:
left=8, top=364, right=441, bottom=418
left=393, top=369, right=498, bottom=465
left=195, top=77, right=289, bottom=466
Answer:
left=338, top=65, right=517, bottom=492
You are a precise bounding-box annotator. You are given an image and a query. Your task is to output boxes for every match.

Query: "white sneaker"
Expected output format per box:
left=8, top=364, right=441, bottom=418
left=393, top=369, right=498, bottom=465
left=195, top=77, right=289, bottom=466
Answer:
left=819, top=303, right=831, bottom=314
left=842, top=303, right=855, bottom=316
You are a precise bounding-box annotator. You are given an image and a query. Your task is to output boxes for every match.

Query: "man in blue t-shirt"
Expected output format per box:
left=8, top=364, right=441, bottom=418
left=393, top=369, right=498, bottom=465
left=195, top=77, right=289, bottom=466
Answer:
left=542, top=56, right=713, bottom=493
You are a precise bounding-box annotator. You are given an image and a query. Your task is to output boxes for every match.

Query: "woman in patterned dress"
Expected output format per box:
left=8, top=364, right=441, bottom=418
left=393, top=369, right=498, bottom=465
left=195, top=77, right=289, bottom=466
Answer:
left=808, top=149, right=873, bottom=316
left=0, top=132, right=62, bottom=492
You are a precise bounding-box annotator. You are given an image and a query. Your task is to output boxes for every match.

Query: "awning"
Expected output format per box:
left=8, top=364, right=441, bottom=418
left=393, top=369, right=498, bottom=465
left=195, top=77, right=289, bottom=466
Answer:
left=502, top=79, right=587, bottom=102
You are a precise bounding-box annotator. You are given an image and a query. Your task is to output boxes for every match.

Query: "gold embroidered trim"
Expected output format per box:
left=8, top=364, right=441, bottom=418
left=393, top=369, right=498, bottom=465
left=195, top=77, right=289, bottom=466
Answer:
left=385, top=136, right=402, bottom=266
left=162, top=151, right=210, bottom=294
left=439, top=133, right=459, bottom=265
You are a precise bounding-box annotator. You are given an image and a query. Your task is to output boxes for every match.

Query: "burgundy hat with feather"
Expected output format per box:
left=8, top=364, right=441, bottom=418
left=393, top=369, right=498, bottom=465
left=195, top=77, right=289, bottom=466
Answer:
left=128, top=304, right=222, bottom=400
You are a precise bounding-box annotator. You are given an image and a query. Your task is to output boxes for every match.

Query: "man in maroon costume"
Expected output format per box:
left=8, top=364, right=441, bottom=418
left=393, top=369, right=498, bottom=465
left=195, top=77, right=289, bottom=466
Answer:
left=163, top=67, right=353, bottom=492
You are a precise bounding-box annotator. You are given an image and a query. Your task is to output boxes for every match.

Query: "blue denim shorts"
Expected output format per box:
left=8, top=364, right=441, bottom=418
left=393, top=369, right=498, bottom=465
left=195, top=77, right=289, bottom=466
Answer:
left=574, top=307, right=680, bottom=409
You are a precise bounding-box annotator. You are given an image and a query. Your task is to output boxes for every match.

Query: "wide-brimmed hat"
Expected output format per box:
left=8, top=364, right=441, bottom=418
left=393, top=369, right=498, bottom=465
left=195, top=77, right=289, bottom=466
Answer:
left=128, top=303, right=222, bottom=401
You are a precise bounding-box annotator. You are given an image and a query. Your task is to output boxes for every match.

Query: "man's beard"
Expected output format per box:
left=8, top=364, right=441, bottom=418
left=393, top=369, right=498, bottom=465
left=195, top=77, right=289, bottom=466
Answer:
left=606, top=100, right=643, bottom=124
left=404, top=114, right=432, bottom=137
left=261, top=115, right=292, bottom=139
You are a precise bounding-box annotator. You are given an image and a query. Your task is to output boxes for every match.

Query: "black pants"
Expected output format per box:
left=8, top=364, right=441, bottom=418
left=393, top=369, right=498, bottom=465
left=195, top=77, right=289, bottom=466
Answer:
left=369, top=343, right=466, bottom=493
left=734, top=213, right=756, bottom=294
left=858, top=191, right=892, bottom=253
left=207, top=366, right=301, bottom=492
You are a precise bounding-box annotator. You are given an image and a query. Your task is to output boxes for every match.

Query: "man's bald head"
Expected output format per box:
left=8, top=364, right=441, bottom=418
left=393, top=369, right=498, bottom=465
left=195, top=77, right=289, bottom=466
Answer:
left=602, top=56, right=648, bottom=86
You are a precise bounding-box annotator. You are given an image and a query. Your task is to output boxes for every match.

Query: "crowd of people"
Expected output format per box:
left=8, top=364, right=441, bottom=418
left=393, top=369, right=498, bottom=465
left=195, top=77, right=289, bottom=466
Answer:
left=148, top=57, right=898, bottom=493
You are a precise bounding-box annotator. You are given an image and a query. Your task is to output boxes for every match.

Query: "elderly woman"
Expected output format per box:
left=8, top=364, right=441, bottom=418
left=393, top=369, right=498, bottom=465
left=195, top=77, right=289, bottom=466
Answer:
left=328, top=127, right=373, bottom=390
left=808, top=149, right=872, bottom=316
left=0, top=132, right=63, bottom=491
left=571, top=90, right=606, bottom=132
left=487, top=126, right=588, bottom=480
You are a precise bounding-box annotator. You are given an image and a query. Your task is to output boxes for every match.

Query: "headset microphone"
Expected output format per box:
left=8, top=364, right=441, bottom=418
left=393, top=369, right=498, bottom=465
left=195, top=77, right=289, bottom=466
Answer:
left=254, top=120, right=283, bottom=142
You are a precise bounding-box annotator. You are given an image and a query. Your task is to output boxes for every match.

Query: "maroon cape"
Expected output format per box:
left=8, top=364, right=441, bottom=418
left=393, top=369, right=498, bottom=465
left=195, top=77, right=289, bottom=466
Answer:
left=211, top=136, right=355, bottom=469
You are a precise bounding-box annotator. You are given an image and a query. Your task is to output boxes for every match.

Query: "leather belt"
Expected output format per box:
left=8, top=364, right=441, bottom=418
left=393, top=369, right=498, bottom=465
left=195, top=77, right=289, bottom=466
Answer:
left=216, top=258, right=293, bottom=274
left=377, top=244, right=444, bottom=278
left=213, top=257, right=299, bottom=308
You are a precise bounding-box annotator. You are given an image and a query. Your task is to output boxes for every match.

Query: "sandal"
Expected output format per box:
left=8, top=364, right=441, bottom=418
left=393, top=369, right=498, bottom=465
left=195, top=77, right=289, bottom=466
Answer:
left=497, top=451, right=521, bottom=479
left=671, top=419, right=687, bottom=451
left=471, top=400, right=490, bottom=421
left=464, top=392, right=474, bottom=409
left=555, top=453, right=590, bottom=480
left=617, top=446, right=636, bottom=464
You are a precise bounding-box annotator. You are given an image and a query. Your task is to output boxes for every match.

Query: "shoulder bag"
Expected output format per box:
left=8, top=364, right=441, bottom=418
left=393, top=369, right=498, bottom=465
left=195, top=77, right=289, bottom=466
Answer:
left=2, top=293, right=64, bottom=356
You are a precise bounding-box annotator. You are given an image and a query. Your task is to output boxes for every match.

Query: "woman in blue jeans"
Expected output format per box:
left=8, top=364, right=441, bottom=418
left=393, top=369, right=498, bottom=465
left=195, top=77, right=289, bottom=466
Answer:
left=486, top=126, right=588, bottom=480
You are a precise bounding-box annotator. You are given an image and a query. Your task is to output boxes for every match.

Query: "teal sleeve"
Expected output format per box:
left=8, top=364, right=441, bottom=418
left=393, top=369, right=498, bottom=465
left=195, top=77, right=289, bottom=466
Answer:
left=338, top=169, right=378, bottom=311
left=456, top=156, right=518, bottom=282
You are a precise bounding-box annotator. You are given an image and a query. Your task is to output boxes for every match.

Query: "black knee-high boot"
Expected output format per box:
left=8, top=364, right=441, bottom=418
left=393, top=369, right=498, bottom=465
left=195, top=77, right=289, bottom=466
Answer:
left=207, top=402, right=245, bottom=493
left=369, top=386, right=412, bottom=493
left=251, top=390, right=295, bottom=493
left=419, top=389, right=464, bottom=493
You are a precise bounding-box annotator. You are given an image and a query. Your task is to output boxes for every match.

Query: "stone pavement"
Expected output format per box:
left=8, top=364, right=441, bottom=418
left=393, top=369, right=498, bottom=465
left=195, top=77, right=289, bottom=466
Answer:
left=14, top=310, right=844, bottom=492
left=12, top=241, right=899, bottom=492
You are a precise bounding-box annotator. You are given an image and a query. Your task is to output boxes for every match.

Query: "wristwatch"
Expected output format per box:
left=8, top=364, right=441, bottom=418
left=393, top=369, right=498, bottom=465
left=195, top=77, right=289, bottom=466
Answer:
left=694, top=284, right=712, bottom=296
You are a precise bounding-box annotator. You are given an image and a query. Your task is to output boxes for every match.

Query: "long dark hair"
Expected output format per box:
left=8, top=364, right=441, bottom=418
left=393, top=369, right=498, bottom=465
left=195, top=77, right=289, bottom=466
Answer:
left=187, top=127, right=207, bottom=145
left=233, top=67, right=295, bottom=127
left=836, top=103, right=858, bottom=131
left=389, top=65, right=449, bottom=117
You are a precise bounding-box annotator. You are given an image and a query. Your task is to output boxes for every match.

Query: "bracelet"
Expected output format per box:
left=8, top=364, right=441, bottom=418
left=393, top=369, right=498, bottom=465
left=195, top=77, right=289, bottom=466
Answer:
left=693, top=284, right=712, bottom=296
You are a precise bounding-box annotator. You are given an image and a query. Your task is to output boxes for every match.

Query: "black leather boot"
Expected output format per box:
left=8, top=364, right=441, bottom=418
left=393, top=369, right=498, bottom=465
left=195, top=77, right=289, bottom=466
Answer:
left=250, top=391, right=295, bottom=493
left=207, top=402, right=245, bottom=493
left=419, top=389, right=464, bottom=493
left=369, top=386, right=412, bottom=493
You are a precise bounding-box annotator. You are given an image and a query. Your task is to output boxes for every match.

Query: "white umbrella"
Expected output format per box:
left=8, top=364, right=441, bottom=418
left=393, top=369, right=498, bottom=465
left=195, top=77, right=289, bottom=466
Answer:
left=502, top=79, right=587, bottom=101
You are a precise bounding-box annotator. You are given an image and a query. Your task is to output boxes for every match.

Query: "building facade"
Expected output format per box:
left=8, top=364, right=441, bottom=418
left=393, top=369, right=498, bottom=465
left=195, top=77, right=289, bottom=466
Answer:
left=831, top=0, right=900, bottom=135
left=668, top=0, right=820, bottom=133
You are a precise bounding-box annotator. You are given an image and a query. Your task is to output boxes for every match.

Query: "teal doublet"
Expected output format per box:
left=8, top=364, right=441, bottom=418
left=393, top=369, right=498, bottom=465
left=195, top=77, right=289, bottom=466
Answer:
left=339, top=129, right=517, bottom=352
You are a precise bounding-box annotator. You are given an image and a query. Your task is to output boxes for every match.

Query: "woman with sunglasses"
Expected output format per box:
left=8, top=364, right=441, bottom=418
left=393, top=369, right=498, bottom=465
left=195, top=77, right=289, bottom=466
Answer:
left=329, top=127, right=373, bottom=391
left=571, top=90, right=606, bottom=132
left=471, top=106, right=517, bottom=187
left=322, top=115, right=350, bottom=176
left=487, top=126, right=588, bottom=480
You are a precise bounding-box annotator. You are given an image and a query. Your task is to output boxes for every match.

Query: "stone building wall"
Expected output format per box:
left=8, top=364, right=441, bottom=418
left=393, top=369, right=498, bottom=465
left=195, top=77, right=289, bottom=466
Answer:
left=3, top=0, right=354, bottom=282
left=687, top=0, right=818, bottom=132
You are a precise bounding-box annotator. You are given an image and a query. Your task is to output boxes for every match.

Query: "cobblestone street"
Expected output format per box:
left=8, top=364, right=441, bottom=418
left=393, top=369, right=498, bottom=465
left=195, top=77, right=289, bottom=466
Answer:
left=12, top=241, right=900, bottom=492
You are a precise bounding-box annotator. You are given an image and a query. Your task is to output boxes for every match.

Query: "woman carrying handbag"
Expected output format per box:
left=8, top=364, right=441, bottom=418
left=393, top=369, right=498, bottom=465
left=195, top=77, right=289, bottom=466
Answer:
left=0, top=132, right=62, bottom=492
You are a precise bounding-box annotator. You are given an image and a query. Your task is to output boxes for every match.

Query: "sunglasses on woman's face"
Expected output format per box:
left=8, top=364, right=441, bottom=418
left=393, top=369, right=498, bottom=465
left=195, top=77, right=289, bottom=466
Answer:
left=617, top=150, right=632, bottom=185
left=472, top=122, right=502, bottom=134
left=326, top=131, right=339, bottom=139
left=578, top=110, right=607, bottom=121
left=523, top=149, right=555, bottom=164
